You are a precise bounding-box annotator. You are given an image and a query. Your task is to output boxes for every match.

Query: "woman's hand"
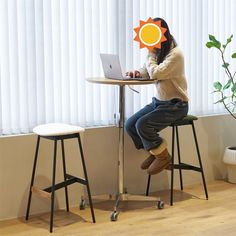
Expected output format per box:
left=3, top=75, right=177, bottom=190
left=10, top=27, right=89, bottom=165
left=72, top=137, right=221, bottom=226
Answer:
left=126, top=70, right=141, bottom=78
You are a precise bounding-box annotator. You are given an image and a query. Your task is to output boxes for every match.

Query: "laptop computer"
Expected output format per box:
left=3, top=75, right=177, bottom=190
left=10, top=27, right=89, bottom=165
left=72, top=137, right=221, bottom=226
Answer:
left=100, top=53, right=150, bottom=81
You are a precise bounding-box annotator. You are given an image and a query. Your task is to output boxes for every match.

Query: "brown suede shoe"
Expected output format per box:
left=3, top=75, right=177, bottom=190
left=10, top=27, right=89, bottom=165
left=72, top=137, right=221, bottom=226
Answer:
left=141, top=155, right=155, bottom=170
left=147, top=152, right=172, bottom=175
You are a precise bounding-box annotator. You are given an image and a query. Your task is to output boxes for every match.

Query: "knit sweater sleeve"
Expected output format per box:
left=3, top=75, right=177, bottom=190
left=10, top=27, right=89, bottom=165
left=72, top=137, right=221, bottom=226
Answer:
left=145, top=48, right=183, bottom=80
left=138, top=63, right=150, bottom=79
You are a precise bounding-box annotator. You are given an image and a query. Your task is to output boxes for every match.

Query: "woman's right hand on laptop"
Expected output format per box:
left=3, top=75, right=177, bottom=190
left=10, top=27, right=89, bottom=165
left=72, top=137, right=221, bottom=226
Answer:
left=126, top=70, right=141, bottom=78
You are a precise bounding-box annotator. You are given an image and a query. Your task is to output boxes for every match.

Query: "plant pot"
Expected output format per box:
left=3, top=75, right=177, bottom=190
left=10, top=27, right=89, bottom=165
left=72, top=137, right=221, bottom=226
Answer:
left=223, top=146, right=236, bottom=183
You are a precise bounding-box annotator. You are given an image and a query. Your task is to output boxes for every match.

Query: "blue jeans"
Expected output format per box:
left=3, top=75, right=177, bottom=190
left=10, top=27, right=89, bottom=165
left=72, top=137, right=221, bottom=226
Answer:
left=125, top=97, right=188, bottom=151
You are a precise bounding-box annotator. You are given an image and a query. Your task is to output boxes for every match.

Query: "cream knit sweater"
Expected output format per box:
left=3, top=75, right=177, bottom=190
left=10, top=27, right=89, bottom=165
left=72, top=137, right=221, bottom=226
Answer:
left=139, top=47, right=188, bottom=102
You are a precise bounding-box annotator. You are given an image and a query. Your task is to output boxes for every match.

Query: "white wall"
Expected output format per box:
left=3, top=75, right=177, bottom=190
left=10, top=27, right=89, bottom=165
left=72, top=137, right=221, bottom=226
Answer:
left=0, top=114, right=234, bottom=220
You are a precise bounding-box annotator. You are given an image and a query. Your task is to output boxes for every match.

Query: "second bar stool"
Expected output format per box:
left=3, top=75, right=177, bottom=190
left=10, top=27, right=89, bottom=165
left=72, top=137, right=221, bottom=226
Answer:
left=146, top=115, right=208, bottom=205
left=25, top=123, right=95, bottom=232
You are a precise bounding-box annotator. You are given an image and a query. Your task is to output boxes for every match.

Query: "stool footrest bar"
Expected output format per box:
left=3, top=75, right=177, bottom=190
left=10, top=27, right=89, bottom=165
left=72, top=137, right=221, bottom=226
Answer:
left=42, top=175, right=87, bottom=193
left=66, top=174, right=87, bottom=185
left=31, top=186, right=51, bottom=200
left=173, top=163, right=202, bottom=172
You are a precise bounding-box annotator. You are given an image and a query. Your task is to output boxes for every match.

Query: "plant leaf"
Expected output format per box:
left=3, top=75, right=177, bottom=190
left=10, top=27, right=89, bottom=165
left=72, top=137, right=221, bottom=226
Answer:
left=213, top=41, right=221, bottom=49
left=206, top=41, right=221, bottom=49
left=209, top=35, right=219, bottom=43
left=222, top=63, right=230, bottom=68
left=227, top=34, right=233, bottom=43
left=208, top=35, right=221, bottom=49
left=231, top=84, right=236, bottom=93
left=209, top=35, right=216, bottom=41
left=223, top=79, right=232, bottom=90
left=213, top=81, right=223, bottom=91
left=232, top=52, right=236, bottom=58
left=222, top=35, right=233, bottom=50
left=206, top=42, right=214, bottom=48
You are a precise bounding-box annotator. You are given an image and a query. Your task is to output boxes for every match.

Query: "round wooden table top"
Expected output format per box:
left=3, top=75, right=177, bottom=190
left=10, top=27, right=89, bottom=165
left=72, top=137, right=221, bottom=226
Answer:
left=86, top=77, right=155, bottom=86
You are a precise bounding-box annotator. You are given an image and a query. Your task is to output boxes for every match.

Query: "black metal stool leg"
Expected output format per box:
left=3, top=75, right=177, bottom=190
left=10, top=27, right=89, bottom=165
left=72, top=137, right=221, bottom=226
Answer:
left=61, top=139, right=69, bottom=212
left=146, top=174, right=151, bottom=196
left=170, top=126, right=175, bottom=206
left=50, top=140, right=57, bottom=233
left=176, top=126, right=183, bottom=190
left=25, top=136, right=41, bottom=220
left=191, top=123, right=208, bottom=200
left=77, top=134, right=96, bottom=223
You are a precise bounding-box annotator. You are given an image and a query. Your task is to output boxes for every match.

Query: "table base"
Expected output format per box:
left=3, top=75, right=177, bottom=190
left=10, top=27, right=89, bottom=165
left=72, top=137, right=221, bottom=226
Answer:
left=81, top=193, right=164, bottom=221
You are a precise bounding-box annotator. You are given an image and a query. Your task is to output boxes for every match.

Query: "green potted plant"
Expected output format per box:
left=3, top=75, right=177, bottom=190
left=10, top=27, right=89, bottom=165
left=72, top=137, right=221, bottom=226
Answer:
left=206, top=35, right=236, bottom=183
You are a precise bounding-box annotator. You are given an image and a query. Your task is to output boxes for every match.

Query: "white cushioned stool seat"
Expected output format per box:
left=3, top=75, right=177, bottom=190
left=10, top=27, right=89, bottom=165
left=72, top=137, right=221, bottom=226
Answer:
left=33, top=123, right=85, bottom=136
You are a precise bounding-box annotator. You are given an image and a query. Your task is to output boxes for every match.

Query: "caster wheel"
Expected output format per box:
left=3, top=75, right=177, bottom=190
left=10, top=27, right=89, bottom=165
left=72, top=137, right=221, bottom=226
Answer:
left=110, top=211, right=119, bottom=221
left=79, top=199, right=86, bottom=210
left=157, top=200, right=164, bottom=209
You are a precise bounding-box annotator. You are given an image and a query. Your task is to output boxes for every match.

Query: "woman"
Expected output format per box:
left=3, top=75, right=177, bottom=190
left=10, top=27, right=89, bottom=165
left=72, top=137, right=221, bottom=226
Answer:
left=125, top=17, right=188, bottom=175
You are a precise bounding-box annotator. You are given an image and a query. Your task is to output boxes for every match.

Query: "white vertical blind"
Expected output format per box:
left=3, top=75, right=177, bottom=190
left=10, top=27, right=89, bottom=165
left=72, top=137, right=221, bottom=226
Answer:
left=0, top=0, right=235, bottom=135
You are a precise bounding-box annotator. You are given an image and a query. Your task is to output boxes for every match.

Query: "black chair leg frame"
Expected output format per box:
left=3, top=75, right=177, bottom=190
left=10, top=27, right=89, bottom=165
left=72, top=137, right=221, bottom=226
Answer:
left=146, top=121, right=208, bottom=205
left=25, top=133, right=95, bottom=232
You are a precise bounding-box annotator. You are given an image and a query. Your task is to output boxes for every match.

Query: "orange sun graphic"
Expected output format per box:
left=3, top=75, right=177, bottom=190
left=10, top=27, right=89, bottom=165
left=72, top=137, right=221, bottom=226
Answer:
left=134, top=17, right=167, bottom=51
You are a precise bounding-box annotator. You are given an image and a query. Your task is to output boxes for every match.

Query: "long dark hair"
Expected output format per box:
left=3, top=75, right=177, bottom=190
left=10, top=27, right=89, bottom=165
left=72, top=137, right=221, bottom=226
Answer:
left=153, top=17, right=177, bottom=64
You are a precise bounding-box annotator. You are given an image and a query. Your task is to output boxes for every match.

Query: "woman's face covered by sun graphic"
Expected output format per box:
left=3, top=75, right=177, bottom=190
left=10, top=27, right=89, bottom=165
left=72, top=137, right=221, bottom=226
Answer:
left=134, top=17, right=177, bottom=64
left=134, top=17, right=167, bottom=52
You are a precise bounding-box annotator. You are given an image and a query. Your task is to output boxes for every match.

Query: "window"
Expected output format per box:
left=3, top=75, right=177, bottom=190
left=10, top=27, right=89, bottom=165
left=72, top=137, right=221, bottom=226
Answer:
left=0, top=0, right=235, bottom=135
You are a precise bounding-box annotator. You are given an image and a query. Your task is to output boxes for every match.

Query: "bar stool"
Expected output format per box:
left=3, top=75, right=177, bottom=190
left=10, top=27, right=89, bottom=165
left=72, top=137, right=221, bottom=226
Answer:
left=25, top=123, right=95, bottom=232
left=145, top=115, right=208, bottom=205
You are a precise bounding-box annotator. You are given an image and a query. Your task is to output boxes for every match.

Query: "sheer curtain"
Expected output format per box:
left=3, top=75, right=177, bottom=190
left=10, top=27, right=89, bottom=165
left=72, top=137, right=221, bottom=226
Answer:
left=0, top=0, right=235, bottom=135
left=0, top=0, right=118, bottom=135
